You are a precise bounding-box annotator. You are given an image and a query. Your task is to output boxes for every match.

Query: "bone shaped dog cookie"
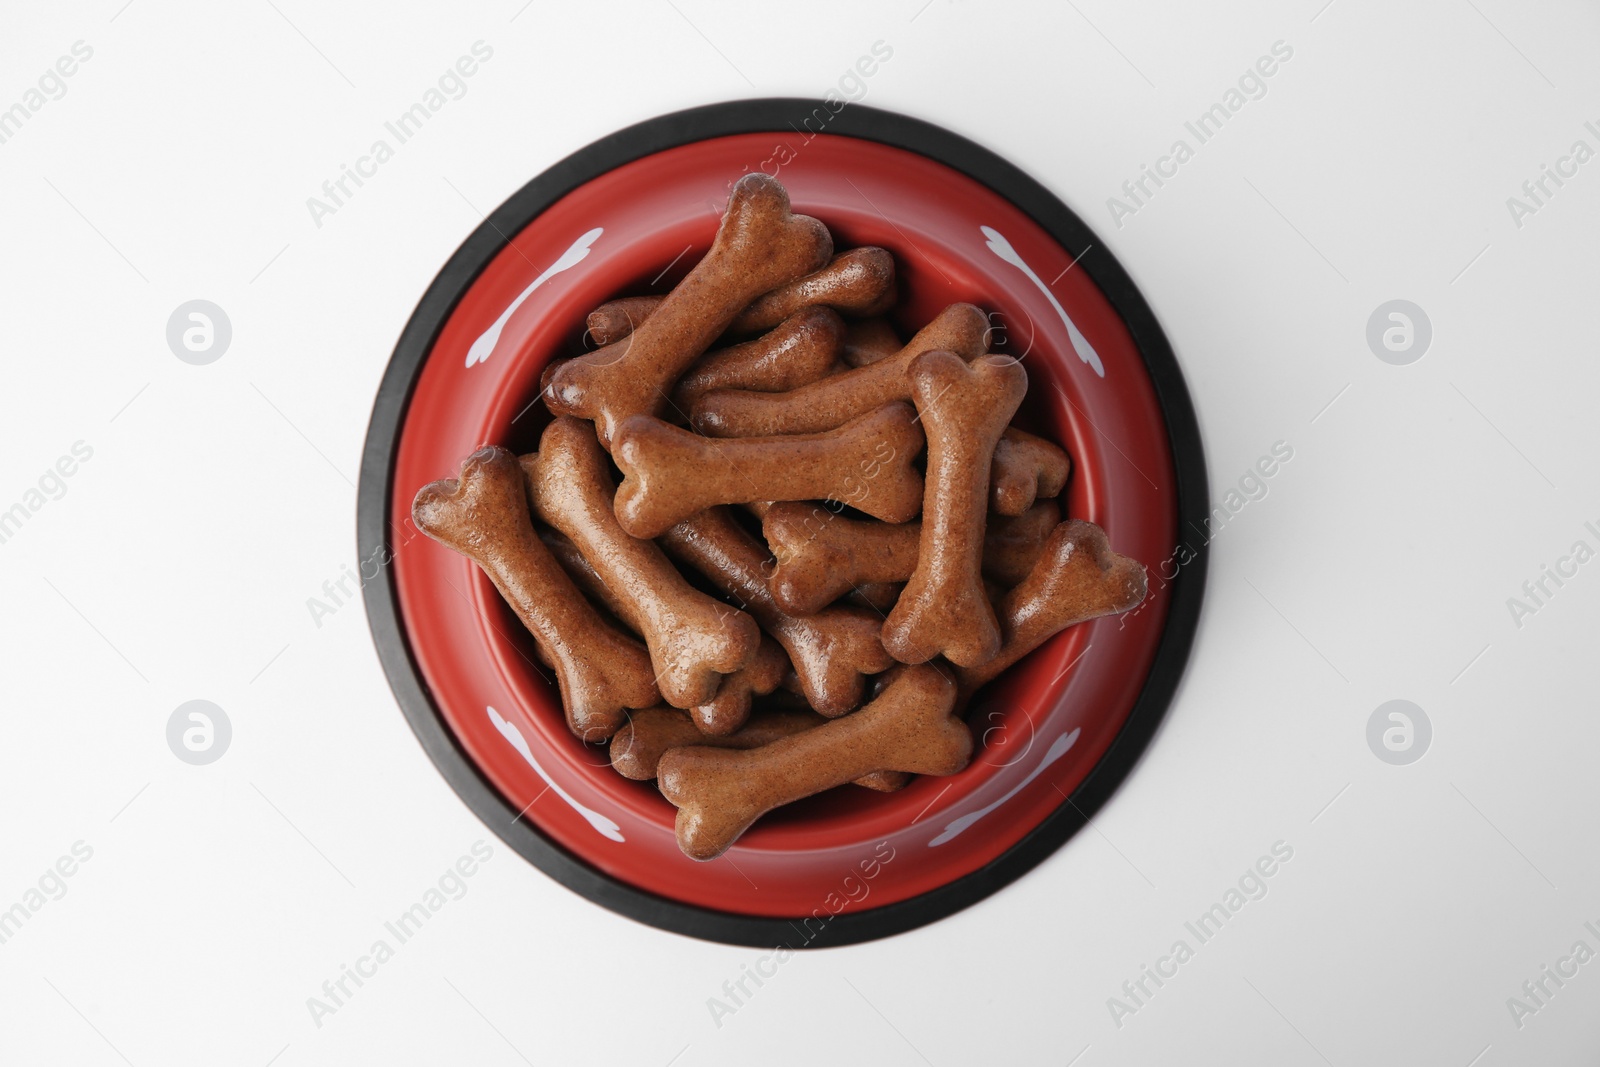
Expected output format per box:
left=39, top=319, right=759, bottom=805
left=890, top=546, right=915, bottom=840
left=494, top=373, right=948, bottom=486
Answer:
left=846, top=581, right=904, bottom=614
left=583, top=296, right=657, bottom=347
left=520, top=418, right=760, bottom=709
left=685, top=634, right=788, bottom=735
left=544, top=173, right=831, bottom=445
left=990, top=426, right=1072, bottom=516
left=538, top=528, right=622, bottom=618
left=758, top=505, right=926, bottom=615
left=535, top=527, right=643, bottom=670
left=610, top=704, right=905, bottom=791
left=540, top=525, right=788, bottom=737
left=956, top=519, right=1148, bottom=697
left=670, top=306, right=843, bottom=411
left=658, top=507, right=893, bottom=717
left=657, top=664, right=971, bottom=859
left=762, top=499, right=1060, bottom=615
left=611, top=705, right=817, bottom=779
left=840, top=317, right=902, bottom=368
left=611, top=402, right=925, bottom=539
left=882, top=352, right=1028, bottom=667
left=585, top=247, right=895, bottom=345
left=981, top=500, right=1062, bottom=585
left=690, top=302, right=991, bottom=437
left=735, top=246, right=895, bottom=332
left=411, top=446, right=658, bottom=741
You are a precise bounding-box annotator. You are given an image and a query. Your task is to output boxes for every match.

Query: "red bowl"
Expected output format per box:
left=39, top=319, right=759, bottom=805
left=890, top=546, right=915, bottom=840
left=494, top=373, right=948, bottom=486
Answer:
left=360, top=101, right=1206, bottom=946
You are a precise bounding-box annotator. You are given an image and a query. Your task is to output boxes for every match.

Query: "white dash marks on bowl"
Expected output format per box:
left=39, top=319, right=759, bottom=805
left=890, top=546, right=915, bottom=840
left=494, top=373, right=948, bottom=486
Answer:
left=464, top=227, right=604, bottom=368
left=928, top=727, right=1080, bottom=847
left=981, top=226, right=1104, bottom=378
left=487, top=705, right=624, bottom=842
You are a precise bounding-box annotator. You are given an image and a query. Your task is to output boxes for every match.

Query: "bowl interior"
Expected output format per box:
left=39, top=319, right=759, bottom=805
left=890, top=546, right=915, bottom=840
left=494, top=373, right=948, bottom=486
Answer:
left=389, top=132, right=1176, bottom=917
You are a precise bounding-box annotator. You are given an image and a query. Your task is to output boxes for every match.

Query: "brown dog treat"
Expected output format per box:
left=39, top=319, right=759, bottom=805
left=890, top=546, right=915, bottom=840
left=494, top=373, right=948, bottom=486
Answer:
left=846, top=581, right=904, bottom=614
left=861, top=772, right=911, bottom=792
left=610, top=705, right=815, bottom=779
left=865, top=669, right=902, bottom=701
left=688, top=635, right=788, bottom=735
left=610, top=704, right=905, bottom=792
left=850, top=672, right=918, bottom=792
left=585, top=296, right=659, bottom=346
left=735, top=247, right=896, bottom=332
left=536, top=536, right=802, bottom=732
left=982, top=501, right=1062, bottom=586
left=855, top=769, right=911, bottom=792
left=841, top=317, right=902, bottom=368
left=691, top=302, right=990, bottom=438
left=520, top=418, right=759, bottom=710
left=748, top=681, right=823, bottom=711
left=658, top=664, right=970, bottom=859
left=763, top=504, right=918, bottom=615
left=762, top=499, right=1059, bottom=616
left=537, top=527, right=630, bottom=620
left=754, top=674, right=904, bottom=794
left=612, top=402, right=925, bottom=539
left=545, top=174, right=831, bottom=446
left=585, top=248, right=896, bottom=346
left=411, top=446, right=658, bottom=741
left=991, top=426, right=1072, bottom=516
left=538, top=335, right=630, bottom=420
left=670, top=307, right=843, bottom=412
left=884, top=352, right=1028, bottom=667
left=956, top=520, right=1148, bottom=697
left=659, top=507, right=894, bottom=716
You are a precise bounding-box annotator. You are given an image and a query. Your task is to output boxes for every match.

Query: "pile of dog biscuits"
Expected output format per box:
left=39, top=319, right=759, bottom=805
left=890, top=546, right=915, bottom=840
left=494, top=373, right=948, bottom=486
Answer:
left=413, top=173, right=1149, bottom=860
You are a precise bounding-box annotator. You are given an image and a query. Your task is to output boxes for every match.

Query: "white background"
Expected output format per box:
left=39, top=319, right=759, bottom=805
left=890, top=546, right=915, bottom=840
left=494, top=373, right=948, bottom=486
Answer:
left=2, top=0, right=1598, bottom=1064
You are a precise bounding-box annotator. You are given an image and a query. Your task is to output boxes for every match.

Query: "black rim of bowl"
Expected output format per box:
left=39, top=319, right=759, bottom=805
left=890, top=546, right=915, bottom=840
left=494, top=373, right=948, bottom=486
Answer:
left=358, top=98, right=1208, bottom=949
